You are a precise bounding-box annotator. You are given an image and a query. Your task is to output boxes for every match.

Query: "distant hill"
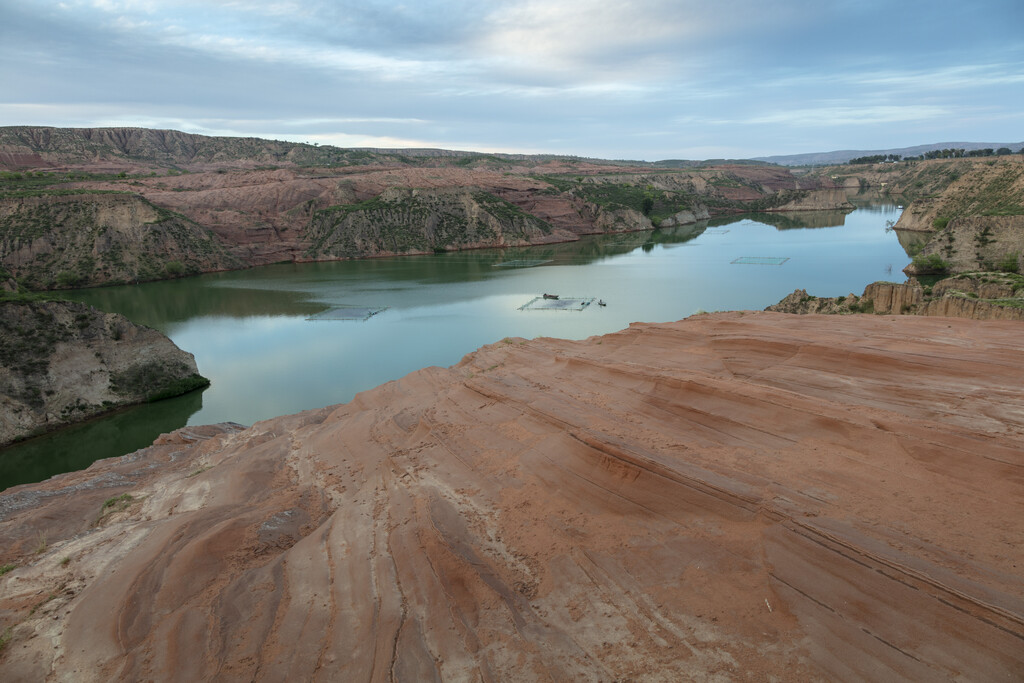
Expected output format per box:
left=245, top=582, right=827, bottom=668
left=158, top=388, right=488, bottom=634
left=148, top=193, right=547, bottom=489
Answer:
left=754, top=142, right=1024, bottom=167
left=0, top=126, right=660, bottom=170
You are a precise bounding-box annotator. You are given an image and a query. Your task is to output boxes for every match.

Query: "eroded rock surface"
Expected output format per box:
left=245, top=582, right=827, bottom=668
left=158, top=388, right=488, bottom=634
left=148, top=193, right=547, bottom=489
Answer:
left=0, top=299, right=207, bottom=444
left=1, top=313, right=1022, bottom=680
left=769, top=274, right=1024, bottom=320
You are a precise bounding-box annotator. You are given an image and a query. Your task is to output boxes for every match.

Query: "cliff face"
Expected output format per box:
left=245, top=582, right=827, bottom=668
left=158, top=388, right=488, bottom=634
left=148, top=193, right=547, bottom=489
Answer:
left=304, top=188, right=564, bottom=259
left=0, top=193, right=240, bottom=288
left=903, top=214, right=1024, bottom=275
left=0, top=299, right=208, bottom=445
left=767, top=273, right=1024, bottom=321
left=0, top=313, right=1022, bottom=681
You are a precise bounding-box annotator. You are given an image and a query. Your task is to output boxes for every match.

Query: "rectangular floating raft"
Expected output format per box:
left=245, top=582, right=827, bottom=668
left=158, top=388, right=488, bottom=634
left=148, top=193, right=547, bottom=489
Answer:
left=519, top=297, right=595, bottom=311
left=731, top=256, right=790, bottom=266
left=493, top=259, right=553, bottom=268
left=307, top=306, right=387, bottom=321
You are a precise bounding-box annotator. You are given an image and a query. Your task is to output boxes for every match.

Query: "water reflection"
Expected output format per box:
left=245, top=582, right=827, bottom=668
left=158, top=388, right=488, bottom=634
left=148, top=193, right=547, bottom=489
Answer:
left=0, top=389, right=205, bottom=491
left=5, top=203, right=909, bottom=489
left=66, top=277, right=326, bottom=329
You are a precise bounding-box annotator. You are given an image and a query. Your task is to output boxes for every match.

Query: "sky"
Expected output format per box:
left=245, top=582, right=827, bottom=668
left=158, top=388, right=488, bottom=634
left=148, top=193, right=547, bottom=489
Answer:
left=1, top=0, right=1022, bottom=160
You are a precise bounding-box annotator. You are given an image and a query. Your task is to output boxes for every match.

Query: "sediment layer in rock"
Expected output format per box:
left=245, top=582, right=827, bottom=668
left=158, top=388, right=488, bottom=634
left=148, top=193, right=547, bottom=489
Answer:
left=1, top=312, right=1022, bottom=680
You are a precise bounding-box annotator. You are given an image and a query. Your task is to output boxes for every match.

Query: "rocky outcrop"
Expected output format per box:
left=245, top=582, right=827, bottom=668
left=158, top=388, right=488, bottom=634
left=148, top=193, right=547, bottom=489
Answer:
left=918, top=294, right=1024, bottom=320
left=768, top=274, right=1024, bottom=320
left=762, top=187, right=853, bottom=212
left=0, top=193, right=240, bottom=288
left=860, top=280, right=924, bottom=313
left=654, top=203, right=710, bottom=227
left=1, top=313, right=1022, bottom=680
left=932, top=273, right=1018, bottom=298
left=764, top=288, right=862, bottom=315
left=0, top=299, right=208, bottom=445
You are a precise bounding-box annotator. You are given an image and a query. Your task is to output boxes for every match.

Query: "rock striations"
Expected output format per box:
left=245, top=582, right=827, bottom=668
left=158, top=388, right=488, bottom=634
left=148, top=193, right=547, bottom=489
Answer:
left=1, top=312, right=1022, bottom=680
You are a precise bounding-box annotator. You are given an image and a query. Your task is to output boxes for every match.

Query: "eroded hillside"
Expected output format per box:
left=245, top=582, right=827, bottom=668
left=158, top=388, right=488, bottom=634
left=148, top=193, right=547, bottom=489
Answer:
left=1, top=127, right=851, bottom=287
left=808, top=156, right=1024, bottom=275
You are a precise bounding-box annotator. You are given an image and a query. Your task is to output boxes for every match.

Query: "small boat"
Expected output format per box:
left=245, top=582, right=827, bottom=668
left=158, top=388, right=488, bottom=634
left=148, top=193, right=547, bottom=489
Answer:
left=597, top=299, right=606, bottom=307
left=542, top=293, right=559, bottom=300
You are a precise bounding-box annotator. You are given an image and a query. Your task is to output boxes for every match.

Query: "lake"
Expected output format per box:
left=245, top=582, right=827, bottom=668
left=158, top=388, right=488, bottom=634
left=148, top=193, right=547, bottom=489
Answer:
left=1, top=199, right=907, bottom=489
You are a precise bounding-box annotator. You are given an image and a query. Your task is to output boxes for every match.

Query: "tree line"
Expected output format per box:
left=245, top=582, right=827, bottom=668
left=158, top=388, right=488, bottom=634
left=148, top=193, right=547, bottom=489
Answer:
left=850, top=147, right=1021, bottom=164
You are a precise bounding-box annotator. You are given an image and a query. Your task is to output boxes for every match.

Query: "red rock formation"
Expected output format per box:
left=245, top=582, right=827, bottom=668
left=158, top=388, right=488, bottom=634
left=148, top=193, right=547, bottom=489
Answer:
left=1, top=313, right=1022, bottom=680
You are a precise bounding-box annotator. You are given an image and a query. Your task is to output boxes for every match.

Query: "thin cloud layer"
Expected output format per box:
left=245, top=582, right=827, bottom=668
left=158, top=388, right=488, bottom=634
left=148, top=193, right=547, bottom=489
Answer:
left=1, top=0, right=1021, bottom=158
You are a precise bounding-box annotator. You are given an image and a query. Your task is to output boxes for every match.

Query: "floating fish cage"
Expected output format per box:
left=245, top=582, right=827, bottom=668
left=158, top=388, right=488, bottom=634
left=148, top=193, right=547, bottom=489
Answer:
left=307, top=306, right=387, bottom=321
left=493, top=259, right=553, bottom=268
left=730, top=256, right=790, bottom=266
left=519, top=297, right=596, bottom=311
left=703, top=228, right=731, bottom=235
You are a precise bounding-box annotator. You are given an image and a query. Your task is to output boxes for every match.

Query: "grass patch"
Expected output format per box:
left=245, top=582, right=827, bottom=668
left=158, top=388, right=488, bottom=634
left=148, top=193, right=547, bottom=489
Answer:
left=0, top=626, right=12, bottom=653
left=0, top=563, right=15, bottom=576
left=911, top=253, right=950, bottom=274
left=102, top=493, right=133, bottom=511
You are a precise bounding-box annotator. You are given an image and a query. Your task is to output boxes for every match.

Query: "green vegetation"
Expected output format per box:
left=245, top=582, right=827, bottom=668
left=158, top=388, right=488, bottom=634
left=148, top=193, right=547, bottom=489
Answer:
left=534, top=172, right=805, bottom=223
left=0, top=193, right=238, bottom=290
left=849, top=154, right=902, bottom=164
left=0, top=626, right=12, bottom=653
left=849, top=298, right=875, bottom=314
left=0, top=563, right=15, bottom=576
left=0, top=302, right=73, bottom=405
left=164, top=260, right=186, bottom=277
left=306, top=190, right=555, bottom=259
left=187, top=464, right=213, bottom=478
left=472, top=191, right=553, bottom=233
left=146, top=374, right=210, bottom=402
left=911, top=253, right=950, bottom=274
left=997, top=252, right=1020, bottom=273
left=110, top=362, right=209, bottom=402
left=102, top=493, right=133, bottom=511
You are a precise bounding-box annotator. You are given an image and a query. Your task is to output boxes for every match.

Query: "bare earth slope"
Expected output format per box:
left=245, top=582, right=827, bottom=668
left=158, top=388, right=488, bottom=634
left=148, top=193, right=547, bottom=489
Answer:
left=1, top=312, right=1022, bottom=680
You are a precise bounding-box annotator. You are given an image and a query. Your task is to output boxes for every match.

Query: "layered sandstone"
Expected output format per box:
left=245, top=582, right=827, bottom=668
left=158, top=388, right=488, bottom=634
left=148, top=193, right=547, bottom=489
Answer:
left=1, top=313, right=1022, bottom=680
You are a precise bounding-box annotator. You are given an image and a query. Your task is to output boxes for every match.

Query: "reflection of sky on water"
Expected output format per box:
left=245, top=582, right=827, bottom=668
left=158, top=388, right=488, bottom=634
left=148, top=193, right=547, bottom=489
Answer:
left=71, top=204, right=910, bottom=427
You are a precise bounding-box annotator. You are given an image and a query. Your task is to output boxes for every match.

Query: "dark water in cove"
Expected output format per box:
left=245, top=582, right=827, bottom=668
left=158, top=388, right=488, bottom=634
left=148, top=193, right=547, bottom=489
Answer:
left=1, top=199, right=906, bottom=490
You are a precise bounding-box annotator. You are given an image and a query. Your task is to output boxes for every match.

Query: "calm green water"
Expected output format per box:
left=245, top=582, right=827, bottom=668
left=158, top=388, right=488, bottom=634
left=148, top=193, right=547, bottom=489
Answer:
left=1, top=200, right=907, bottom=490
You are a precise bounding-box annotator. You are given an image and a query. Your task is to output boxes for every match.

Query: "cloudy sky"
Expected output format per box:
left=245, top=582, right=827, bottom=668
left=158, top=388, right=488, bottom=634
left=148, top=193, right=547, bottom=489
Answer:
left=1, top=0, right=1021, bottom=160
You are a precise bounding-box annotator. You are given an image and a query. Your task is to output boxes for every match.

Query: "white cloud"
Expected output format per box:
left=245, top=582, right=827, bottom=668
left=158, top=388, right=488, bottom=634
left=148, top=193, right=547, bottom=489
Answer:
left=745, top=105, right=948, bottom=127
left=853, top=63, right=1024, bottom=90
